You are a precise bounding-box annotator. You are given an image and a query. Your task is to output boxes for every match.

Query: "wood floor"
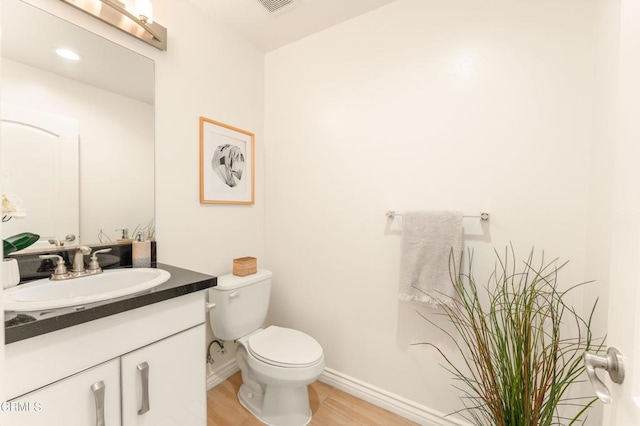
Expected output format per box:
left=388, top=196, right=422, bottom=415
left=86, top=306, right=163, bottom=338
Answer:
left=207, top=372, right=418, bottom=425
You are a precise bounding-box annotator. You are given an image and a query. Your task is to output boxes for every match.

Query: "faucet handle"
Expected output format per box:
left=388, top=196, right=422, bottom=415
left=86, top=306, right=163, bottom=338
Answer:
left=77, top=246, right=92, bottom=255
left=93, top=248, right=112, bottom=256
left=88, top=248, right=113, bottom=273
left=39, top=254, right=68, bottom=280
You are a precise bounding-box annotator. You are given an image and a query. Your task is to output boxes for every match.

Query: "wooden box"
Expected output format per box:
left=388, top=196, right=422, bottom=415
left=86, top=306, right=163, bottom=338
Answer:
left=233, top=257, right=257, bottom=276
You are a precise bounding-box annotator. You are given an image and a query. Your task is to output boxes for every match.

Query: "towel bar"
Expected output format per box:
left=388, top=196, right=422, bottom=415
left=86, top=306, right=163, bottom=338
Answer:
left=386, top=211, right=490, bottom=221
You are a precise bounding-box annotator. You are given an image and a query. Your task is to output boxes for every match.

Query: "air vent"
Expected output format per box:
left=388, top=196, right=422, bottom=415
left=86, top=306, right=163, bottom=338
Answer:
left=257, top=0, right=295, bottom=13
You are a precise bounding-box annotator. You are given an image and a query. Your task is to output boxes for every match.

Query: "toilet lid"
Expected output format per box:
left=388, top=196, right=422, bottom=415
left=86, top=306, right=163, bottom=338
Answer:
left=248, top=326, right=323, bottom=368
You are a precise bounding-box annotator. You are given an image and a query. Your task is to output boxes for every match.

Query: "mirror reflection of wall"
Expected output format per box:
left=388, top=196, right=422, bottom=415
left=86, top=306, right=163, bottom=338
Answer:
left=0, top=0, right=155, bottom=248
left=1, top=104, right=80, bottom=248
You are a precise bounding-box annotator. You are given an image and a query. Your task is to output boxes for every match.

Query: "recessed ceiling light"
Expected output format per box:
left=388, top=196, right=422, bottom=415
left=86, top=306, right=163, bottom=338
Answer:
left=55, top=48, right=81, bottom=61
left=450, top=51, right=476, bottom=80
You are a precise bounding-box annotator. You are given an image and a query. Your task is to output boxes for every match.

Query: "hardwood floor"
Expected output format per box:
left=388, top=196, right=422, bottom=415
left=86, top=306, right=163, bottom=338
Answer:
left=207, top=372, right=419, bottom=425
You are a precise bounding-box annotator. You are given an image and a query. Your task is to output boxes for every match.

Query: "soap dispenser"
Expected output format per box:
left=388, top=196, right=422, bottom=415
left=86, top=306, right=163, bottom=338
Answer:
left=115, top=228, right=131, bottom=241
left=132, top=232, right=151, bottom=268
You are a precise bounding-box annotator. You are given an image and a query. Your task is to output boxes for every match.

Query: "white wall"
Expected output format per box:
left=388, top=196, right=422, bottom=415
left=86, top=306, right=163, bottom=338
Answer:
left=2, top=59, right=154, bottom=243
left=265, top=0, right=602, bottom=420
left=150, top=2, right=265, bottom=275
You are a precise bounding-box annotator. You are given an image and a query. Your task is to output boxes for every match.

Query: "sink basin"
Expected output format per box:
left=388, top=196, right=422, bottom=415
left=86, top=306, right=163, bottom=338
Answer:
left=3, top=268, right=171, bottom=312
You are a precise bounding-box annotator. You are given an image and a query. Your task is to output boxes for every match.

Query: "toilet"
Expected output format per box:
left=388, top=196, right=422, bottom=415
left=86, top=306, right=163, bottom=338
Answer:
left=208, top=270, right=325, bottom=426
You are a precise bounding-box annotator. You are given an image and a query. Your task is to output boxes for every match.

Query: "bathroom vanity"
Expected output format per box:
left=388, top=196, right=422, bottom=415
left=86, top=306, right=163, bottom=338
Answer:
left=4, top=263, right=216, bottom=426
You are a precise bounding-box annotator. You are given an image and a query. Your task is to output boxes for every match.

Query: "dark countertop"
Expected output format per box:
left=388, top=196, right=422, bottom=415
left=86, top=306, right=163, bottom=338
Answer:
left=4, top=263, right=216, bottom=344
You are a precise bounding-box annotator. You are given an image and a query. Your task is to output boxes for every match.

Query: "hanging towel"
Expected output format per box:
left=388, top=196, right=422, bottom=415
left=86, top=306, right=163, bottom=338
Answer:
left=398, top=211, right=463, bottom=306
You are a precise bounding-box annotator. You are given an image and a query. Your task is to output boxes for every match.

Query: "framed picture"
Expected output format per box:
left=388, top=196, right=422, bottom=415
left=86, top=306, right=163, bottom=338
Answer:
left=200, top=117, right=255, bottom=204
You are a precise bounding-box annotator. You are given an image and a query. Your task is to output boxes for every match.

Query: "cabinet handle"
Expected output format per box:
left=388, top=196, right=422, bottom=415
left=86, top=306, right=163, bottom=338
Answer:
left=91, top=381, right=106, bottom=426
left=137, top=362, right=150, bottom=415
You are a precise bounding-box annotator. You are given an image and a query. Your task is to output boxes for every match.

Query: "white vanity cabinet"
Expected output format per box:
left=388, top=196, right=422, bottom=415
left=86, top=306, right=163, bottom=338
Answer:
left=5, top=359, right=121, bottom=426
left=5, top=291, right=207, bottom=426
left=121, top=325, right=205, bottom=425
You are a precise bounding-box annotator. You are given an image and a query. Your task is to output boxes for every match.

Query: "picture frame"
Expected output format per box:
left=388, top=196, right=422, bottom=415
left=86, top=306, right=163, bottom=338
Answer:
left=199, top=117, right=255, bottom=205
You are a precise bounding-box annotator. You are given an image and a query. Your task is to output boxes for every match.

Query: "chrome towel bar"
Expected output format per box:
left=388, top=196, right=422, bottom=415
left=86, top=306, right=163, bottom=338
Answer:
left=386, top=211, right=490, bottom=221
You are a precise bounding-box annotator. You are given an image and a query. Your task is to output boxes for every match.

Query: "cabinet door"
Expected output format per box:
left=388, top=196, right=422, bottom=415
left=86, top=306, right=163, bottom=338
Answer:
left=5, top=358, right=121, bottom=426
left=121, top=324, right=206, bottom=426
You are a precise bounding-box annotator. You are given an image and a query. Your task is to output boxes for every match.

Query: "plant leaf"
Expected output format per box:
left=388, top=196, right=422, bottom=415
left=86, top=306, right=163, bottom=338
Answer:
left=3, top=232, right=40, bottom=256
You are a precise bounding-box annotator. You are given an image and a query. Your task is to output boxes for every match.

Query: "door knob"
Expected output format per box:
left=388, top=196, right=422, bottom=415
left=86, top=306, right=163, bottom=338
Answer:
left=584, top=347, right=624, bottom=403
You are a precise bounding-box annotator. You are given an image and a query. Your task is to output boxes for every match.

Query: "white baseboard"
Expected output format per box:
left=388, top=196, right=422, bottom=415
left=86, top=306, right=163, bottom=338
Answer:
left=319, top=368, right=471, bottom=426
left=207, top=360, right=469, bottom=426
left=206, top=359, right=240, bottom=390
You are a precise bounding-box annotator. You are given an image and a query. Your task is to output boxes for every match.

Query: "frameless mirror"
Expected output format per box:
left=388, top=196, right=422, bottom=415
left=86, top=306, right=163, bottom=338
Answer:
left=1, top=0, right=155, bottom=250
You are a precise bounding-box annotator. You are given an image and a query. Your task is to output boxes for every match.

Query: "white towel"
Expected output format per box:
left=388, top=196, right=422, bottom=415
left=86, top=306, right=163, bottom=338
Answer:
left=398, top=211, right=463, bottom=306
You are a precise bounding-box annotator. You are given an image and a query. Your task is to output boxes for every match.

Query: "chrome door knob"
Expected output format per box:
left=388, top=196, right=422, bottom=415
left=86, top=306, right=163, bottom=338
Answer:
left=584, top=347, right=625, bottom=403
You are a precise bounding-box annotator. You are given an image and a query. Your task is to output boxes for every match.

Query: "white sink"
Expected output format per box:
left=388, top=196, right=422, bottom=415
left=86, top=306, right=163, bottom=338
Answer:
left=3, top=268, right=171, bottom=312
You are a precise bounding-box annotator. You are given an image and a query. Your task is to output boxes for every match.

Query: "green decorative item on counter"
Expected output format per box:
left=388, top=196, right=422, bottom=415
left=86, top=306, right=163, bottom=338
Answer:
left=3, top=232, right=40, bottom=257
left=129, top=219, right=155, bottom=241
left=418, top=246, right=603, bottom=426
left=2, top=194, right=38, bottom=257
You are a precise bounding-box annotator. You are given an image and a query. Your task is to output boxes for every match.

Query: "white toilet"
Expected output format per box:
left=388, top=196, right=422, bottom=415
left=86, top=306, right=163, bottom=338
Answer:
left=208, top=269, right=325, bottom=426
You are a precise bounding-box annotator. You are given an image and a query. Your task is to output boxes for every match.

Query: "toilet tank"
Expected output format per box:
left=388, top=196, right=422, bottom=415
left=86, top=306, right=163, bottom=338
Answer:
left=208, top=269, right=272, bottom=341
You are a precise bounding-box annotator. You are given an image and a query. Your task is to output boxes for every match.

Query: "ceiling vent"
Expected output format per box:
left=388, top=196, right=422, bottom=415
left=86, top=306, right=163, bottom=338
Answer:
left=257, top=0, right=295, bottom=14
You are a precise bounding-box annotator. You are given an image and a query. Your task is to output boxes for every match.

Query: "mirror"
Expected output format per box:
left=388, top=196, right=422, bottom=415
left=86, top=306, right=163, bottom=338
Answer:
left=1, top=0, right=155, bottom=249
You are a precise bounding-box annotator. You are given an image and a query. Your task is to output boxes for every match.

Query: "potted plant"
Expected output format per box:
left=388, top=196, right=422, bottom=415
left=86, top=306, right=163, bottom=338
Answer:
left=420, top=246, right=602, bottom=425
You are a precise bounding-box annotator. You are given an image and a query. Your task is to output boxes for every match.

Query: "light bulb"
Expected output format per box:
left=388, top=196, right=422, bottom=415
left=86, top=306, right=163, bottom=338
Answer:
left=135, top=0, right=153, bottom=23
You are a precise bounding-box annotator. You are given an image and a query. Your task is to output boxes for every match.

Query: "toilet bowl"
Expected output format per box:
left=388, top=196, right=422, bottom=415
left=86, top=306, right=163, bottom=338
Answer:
left=236, top=326, right=324, bottom=425
left=208, top=270, right=325, bottom=426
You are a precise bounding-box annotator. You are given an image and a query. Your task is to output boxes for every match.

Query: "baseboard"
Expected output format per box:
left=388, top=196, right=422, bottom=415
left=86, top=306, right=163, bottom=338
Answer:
left=206, top=359, right=240, bottom=390
left=319, top=368, right=471, bottom=426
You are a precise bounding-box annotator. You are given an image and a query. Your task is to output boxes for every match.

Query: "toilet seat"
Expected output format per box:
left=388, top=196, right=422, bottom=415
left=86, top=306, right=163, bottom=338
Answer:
left=247, top=326, right=323, bottom=368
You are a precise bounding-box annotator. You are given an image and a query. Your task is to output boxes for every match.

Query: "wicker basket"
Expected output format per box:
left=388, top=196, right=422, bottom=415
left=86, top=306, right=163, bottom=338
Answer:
left=233, top=257, right=257, bottom=277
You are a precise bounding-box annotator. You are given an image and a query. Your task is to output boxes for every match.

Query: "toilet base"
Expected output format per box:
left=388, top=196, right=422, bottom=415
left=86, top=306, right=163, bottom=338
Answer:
left=238, top=383, right=312, bottom=426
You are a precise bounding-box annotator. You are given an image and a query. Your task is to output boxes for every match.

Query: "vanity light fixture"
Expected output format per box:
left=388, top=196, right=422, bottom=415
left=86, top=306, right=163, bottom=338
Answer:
left=56, top=48, right=81, bottom=61
left=60, top=0, right=167, bottom=51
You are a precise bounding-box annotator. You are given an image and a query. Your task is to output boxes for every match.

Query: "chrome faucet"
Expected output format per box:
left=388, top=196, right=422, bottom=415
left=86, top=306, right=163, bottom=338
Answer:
left=40, top=246, right=113, bottom=280
left=48, top=239, right=63, bottom=247
left=72, top=246, right=92, bottom=273
left=48, top=235, right=77, bottom=248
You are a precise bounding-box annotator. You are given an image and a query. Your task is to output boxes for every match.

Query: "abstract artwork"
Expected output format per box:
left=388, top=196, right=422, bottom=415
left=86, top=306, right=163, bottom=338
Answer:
left=200, top=117, right=254, bottom=204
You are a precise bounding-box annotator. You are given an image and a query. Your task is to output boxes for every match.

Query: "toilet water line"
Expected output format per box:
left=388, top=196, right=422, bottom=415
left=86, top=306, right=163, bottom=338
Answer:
left=207, top=339, right=227, bottom=364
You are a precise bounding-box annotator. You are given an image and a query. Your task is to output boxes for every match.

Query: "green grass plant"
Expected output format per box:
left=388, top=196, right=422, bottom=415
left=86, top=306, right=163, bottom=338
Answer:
left=419, top=246, right=602, bottom=425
